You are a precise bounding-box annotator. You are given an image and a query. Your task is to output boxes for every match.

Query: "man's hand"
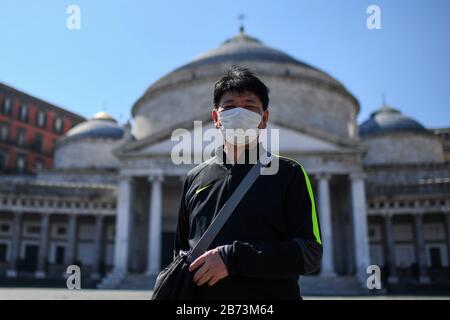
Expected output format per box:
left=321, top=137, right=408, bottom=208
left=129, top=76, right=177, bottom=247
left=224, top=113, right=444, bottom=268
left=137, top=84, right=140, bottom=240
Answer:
left=189, top=248, right=229, bottom=286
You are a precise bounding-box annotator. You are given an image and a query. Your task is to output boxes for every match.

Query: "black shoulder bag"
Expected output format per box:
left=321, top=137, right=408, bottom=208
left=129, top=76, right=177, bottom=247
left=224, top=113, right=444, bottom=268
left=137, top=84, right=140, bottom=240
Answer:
left=151, top=153, right=273, bottom=300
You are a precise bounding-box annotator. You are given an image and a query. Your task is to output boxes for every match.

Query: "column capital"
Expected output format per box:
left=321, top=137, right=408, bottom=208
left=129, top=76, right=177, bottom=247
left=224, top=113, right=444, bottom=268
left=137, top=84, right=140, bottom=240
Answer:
left=13, top=211, right=24, bottom=218
left=95, top=214, right=105, bottom=221
left=383, top=212, right=395, bottom=220
left=119, top=175, right=133, bottom=183
left=148, top=172, right=164, bottom=182
left=39, top=212, right=51, bottom=218
left=316, top=172, right=332, bottom=181
left=413, top=211, right=425, bottom=219
left=349, top=171, right=366, bottom=180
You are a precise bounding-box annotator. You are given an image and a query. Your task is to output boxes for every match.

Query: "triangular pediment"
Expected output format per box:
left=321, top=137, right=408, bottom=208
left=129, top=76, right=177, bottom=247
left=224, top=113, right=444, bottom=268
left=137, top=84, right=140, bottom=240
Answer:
left=115, top=120, right=360, bottom=158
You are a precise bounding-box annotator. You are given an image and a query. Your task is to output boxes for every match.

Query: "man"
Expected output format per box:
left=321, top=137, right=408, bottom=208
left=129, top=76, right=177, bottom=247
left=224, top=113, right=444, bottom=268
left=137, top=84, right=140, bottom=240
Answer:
left=174, top=66, right=323, bottom=300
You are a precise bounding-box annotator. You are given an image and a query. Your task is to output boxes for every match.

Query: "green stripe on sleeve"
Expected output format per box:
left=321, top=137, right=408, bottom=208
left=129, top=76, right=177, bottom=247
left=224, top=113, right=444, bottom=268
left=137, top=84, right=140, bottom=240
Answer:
left=299, top=165, right=322, bottom=245
left=275, top=155, right=322, bottom=245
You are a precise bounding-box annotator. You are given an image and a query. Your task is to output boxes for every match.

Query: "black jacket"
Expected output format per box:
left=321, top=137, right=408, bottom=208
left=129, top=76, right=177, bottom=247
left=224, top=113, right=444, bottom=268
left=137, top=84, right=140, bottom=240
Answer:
left=174, top=143, right=323, bottom=300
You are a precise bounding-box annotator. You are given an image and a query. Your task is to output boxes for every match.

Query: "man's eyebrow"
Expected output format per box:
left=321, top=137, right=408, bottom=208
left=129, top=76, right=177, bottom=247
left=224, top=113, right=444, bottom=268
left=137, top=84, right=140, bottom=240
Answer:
left=222, top=99, right=236, bottom=104
left=222, top=98, right=258, bottom=104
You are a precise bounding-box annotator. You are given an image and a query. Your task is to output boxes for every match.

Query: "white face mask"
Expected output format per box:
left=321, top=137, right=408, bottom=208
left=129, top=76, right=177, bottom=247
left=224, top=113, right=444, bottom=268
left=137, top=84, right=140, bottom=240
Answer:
left=218, top=107, right=262, bottom=146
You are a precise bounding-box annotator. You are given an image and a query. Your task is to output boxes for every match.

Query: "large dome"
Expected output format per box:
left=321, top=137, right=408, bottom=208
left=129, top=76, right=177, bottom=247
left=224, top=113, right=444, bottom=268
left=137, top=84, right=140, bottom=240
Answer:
left=132, top=30, right=360, bottom=142
left=173, top=32, right=325, bottom=75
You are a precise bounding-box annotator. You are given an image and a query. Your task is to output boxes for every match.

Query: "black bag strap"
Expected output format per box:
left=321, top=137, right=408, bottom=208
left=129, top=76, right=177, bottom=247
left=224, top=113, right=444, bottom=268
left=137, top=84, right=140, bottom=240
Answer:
left=186, top=152, right=273, bottom=263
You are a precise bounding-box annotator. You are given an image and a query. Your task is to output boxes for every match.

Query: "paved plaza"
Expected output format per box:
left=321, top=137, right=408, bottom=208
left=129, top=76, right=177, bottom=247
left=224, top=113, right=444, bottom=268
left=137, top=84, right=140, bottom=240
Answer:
left=0, top=288, right=448, bottom=300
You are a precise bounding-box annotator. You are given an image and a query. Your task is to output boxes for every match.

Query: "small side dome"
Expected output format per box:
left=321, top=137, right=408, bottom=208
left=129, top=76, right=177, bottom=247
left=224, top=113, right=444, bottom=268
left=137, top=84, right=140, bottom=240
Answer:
left=92, top=111, right=116, bottom=121
left=62, top=111, right=124, bottom=143
left=54, top=112, right=127, bottom=170
left=359, top=105, right=427, bottom=137
left=359, top=105, right=445, bottom=164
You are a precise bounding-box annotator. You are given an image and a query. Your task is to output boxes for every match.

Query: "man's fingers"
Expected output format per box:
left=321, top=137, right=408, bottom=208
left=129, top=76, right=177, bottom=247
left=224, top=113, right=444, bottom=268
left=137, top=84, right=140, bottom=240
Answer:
left=207, top=275, right=220, bottom=286
left=197, top=270, right=214, bottom=286
left=193, top=263, right=209, bottom=283
left=189, top=253, right=207, bottom=272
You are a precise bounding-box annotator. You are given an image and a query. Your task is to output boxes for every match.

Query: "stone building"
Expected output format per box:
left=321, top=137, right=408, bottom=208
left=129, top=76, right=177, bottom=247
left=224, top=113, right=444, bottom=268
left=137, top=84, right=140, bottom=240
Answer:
left=0, top=30, right=448, bottom=293
left=361, top=106, right=450, bottom=284
left=0, top=112, right=130, bottom=281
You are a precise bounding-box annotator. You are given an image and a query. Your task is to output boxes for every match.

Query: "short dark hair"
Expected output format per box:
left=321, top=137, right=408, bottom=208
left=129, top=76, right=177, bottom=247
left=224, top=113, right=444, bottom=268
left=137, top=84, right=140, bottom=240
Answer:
left=213, top=66, right=269, bottom=110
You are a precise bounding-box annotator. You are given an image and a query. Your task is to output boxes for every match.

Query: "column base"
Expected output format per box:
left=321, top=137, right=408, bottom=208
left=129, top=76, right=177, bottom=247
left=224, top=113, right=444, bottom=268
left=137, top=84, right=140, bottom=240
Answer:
left=97, top=268, right=126, bottom=289
left=146, top=270, right=159, bottom=276
left=319, top=271, right=337, bottom=278
left=91, top=273, right=101, bottom=280
left=35, top=270, right=47, bottom=279
left=387, top=276, right=399, bottom=284
left=6, top=270, right=18, bottom=278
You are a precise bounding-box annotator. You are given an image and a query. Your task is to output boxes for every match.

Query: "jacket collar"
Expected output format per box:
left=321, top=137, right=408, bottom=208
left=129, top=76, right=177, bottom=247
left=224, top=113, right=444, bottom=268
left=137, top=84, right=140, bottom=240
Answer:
left=213, top=141, right=268, bottom=166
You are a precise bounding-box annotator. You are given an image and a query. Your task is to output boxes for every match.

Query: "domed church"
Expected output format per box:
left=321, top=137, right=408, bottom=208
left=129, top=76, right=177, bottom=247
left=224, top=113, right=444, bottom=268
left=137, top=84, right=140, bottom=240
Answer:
left=0, top=29, right=448, bottom=293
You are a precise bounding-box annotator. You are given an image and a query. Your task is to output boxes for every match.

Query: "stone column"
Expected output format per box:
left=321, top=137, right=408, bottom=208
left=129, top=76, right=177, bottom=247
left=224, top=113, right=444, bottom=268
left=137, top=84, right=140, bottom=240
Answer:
left=35, top=213, right=50, bottom=278
left=147, top=173, right=164, bottom=275
left=113, top=175, right=133, bottom=273
left=383, top=213, right=398, bottom=283
left=349, top=172, right=370, bottom=282
left=6, top=212, right=23, bottom=278
left=413, top=213, right=430, bottom=283
left=91, top=215, right=105, bottom=279
left=65, top=215, right=77, bottom=266
left=317, top=173, right=335, bottom=276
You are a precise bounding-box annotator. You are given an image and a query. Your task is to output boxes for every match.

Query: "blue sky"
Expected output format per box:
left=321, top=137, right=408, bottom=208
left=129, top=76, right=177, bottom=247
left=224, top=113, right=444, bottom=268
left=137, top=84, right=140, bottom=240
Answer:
left=0, top=0, right=449, bottom=128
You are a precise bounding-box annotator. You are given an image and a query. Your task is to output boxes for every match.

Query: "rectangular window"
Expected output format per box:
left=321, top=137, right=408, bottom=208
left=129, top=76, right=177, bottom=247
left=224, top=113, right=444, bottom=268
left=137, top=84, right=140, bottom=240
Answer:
left=57, top=226, right=66, bottom=235
left=55, top=246, right=65, bottom=264
left=19, top=104, right=28, bottom=122
left=0, top=123, right=9, bottom=141
left=27, top=225, right=40, bottom=235
left=54, top=117, right=63, bottom=133
left=34, top=133, right=43, bottom=152
left=37, top=110, right=47, bottom=128
left=34, top=159, right=44, bottom=171
left=0, top=224, right=10, bottom=233
left=429, top=247, right=442, bottom=268
left=17, top=127, right=26, bottom=147
left=0, top=149, right=8, bottom=171
left=49, top=138, right=57, bottom=154
left=0, top=243, right=7, bottom=262
left=1, top=97, right=11, bottom=115
left=16, top=154, right=27, bottom=173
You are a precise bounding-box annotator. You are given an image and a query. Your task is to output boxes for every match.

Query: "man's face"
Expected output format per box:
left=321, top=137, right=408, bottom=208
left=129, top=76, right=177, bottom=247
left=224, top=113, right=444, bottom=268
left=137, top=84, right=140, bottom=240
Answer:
left=212, top=91, right=269, bottom=129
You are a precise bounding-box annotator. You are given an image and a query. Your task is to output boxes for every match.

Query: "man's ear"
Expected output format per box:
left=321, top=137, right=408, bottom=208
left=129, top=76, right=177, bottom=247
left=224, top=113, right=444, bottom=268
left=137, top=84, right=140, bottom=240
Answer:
left=259, top=110, right=269, bottom=129
left=211, top=108, right=220, bottom=129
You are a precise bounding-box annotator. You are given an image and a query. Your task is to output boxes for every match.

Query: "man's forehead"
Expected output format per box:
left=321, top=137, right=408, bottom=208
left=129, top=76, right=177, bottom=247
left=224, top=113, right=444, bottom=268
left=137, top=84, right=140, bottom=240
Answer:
left=220, top=91, right=261, bottom=103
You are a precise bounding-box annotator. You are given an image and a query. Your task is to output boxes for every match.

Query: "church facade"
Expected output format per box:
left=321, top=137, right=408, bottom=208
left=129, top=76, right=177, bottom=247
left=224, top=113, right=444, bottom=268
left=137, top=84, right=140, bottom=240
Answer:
left=0, top=30, right=448, bottom=292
